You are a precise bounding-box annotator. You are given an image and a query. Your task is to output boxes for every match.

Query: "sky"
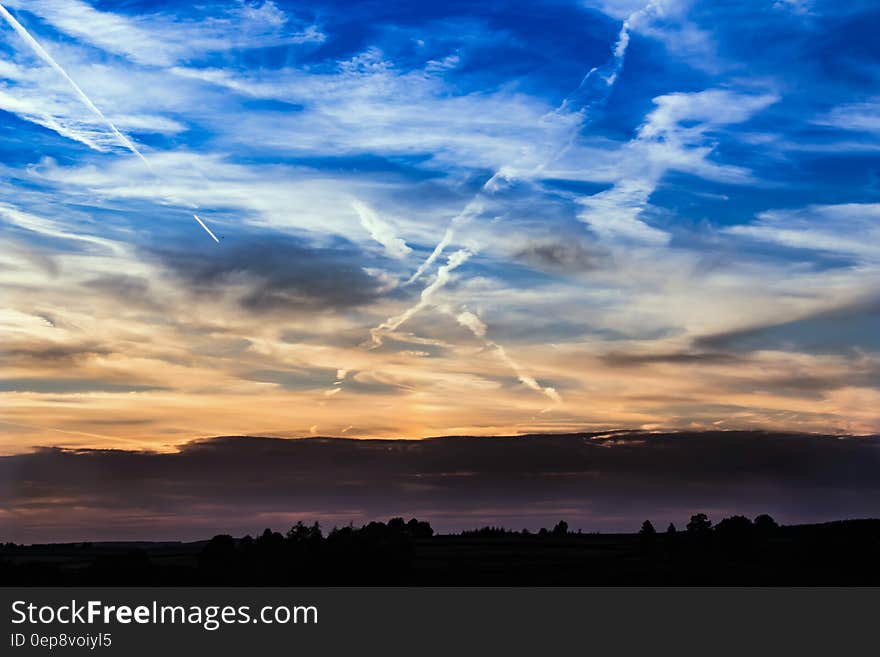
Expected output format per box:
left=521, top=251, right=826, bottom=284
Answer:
left=1, top=0, right=880, bottom=460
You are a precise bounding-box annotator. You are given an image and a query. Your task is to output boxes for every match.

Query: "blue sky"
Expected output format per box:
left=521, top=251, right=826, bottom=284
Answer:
left=1, top=0, right=878, bottom=452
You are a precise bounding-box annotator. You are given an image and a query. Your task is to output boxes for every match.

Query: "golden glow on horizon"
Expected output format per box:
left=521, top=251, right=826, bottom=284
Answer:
left=3, top=292, right=878, bottom=454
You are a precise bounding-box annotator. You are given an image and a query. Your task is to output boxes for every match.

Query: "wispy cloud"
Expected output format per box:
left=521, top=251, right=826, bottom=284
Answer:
left=577, top=89, right=777, bottom=244
left=351, top=200, right=411, bottom=259
left=813, top=99, right=880, bottom=134
left=726, top=204, right=880, bottom=262
left=1, top=0, right=324, bottom=67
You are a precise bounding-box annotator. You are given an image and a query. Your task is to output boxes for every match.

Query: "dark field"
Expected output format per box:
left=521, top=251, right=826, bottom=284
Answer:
left=3, top=517, right=880, bottom=585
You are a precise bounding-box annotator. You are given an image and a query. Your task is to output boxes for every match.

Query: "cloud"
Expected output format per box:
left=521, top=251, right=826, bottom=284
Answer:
left=1, top=0, right=324, bottom=67
left=694, top=297, right=880, bottom=355
left=0, top=377, right=165, bottom=393
left=351, top=199, right=411, bottom=259
left=3, top=341, right=112, bottom=366
left=577, top=89, right=777, bottom=245
left=726, top=204, right=880, bottom=262
left=814, top=99, right=880, bottom=134
left=176, top=49, right=572, bottom=174
left=242, top=367, right=336, bottom=391
left=772, top=0, right=815, bottom=15
left=0, top=203, right=124, bottom=254
left=2, top=431, right=879, bottom=541
left=602, top=350, right=740, bottom=366
left=513, top=239, right=608, bottom=273
left=84, top=274, right=159, bottom=307
left=152, top=236, right=387, bottom=313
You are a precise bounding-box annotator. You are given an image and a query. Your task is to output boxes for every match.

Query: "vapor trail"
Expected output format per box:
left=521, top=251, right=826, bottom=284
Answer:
left=405, top=4, right=651, bottom=286
left=367, top=2, right=661, bottom=367
left=0, top=2, right=150, bottom=170
left=0, top=419, right=147, bottom=445
left=365, top=4, right=658, bottom=399
left=404, top=197, right=484, bottom=285
left=405, top=227, right=452, bottom=286
left=370, top=8, right=648, bottom=346
left=367, top=249, right=471, bottom=348
left=0, top=3, right=220, bottom=243
left=541, top=1, right=662, bottom=173
left=455, top=309, right=561, bottom=409
left=193, top=214, right=219, bottom=243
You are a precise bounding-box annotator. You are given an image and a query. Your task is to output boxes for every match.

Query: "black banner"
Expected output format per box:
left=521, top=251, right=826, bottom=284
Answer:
left=0, top=588, right=875, bottom=655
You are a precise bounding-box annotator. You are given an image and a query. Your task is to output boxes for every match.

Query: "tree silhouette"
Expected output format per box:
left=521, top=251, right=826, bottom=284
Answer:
left=257, top=528, right=284, bottom=547
left=754, top=514, right=779, bottom=534
left=715, top=515, right=753, bottom=536
left=287, top=521, right=323, bottom=543
left=666, top=523, right=677, bottom=534
left=552, top=520, right=569, bottom=536
left=687, top=513, right=712, bottom=534
left=640, top=520, right=656, bottom=536
left=406, top=518, right=434, bottom=538
left=387, top=517, right=407, bottom=533
left=201, top=534, right=236, bottom=564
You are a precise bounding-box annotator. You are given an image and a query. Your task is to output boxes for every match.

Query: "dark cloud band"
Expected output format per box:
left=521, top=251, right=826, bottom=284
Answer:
left=2, top=431, right=878, bottom=542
